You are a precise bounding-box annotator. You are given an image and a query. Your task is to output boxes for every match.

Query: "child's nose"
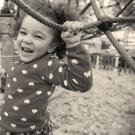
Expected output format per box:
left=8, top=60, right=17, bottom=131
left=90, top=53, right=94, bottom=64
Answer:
left=23, top=35, right=33, bottom=44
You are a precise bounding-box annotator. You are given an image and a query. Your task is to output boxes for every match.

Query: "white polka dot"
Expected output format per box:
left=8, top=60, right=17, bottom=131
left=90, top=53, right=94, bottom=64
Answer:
left=2, top=100, right=5, bottom=104
left=36, top=131, right=41, bottom=134
left=4, top=112, right=8, bottom=117
left=72, top=79, right=78, bottom=84
left=21, top=117, right=27, bottom=122
left=7, top=83, right=11, bottom=88
left=60, top=61, right=65, bottom=65
left=30, top=125, right=36, bottom=130
left=48, top=61, right=53, bottom=66
left=33, top=64, right=38, bottom=69
left=14, top=61, right=18, bottom=64
left=6, top=132, right=10, bottom=135
left=7, top=74, right=9, bottom=78
left=8, top=95, right=13, bottom=99
left=59, top=67, right=63, bottom=73
left=64, top=80, right=68, bottom=87
left=50, top=55, right=54, bottom=58
left=60, top=61, right=65, bottom=64
left=28, top=82, right=35, bottom=86
left=71, top=59, right=78, bottom=64
left=11, top=67, right=14, bottom=71
left=47, top=91, right=52, bottom=96
left=84, top=45, right=89, bottom=50
left=0, top=116, right=1, bottom=120
left=84, top=70, right=91, bottom=78
left=10, top=123, right=16, bottom=128
left=66, top=51, right=68, bottom=55
left=24, top=99, right=30, bottom=104
left=13, top=106, right=19, bottom=111
left=22, top=70, right=28, bottom=75
left=49, top=73, right=53, bottom=80
left=13, top=77, right=17, bottom=82
left=41, top=76, right=45, bottom=80
left=17, top=88, right=23, bottom=93
left=32, top=109, right=38, bottom=114
left=36, top=91, right=42, bottom=95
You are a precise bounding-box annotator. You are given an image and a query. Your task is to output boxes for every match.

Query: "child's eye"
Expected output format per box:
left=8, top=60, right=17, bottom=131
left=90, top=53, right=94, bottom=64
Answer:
left=19, top=31, right=26, bottom=35
left=34, top=35, right=44, bottom=39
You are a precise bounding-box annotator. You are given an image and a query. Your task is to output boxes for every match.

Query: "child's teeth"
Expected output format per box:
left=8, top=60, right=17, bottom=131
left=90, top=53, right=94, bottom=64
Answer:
left=22, top=47, right=33, bottom=53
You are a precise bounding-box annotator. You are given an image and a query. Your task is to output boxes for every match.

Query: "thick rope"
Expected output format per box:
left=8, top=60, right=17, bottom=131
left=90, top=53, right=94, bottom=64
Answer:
left=10, top=0, right=67, bottom=31
left=90, top=0, right=135, bottom=72
left=9, top=0, right=135, bottom=32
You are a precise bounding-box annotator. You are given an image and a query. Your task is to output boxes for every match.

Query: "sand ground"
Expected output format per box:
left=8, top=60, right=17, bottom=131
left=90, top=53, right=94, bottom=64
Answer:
left=48, top=69, right=135, bottom=135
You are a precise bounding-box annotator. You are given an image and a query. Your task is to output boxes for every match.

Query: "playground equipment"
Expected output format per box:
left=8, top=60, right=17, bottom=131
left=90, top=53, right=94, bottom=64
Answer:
left=0, top=0, right=135, bottom=71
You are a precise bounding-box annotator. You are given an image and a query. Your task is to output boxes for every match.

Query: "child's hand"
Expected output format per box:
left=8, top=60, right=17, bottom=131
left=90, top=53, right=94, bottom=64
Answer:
left=61, top=21, right=83, bottom=48
left=0, top=68, right=6, bottom=78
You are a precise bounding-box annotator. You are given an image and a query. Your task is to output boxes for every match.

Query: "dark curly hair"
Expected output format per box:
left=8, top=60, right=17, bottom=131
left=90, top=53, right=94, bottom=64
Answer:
left=14, top=0, right=80, bottom=58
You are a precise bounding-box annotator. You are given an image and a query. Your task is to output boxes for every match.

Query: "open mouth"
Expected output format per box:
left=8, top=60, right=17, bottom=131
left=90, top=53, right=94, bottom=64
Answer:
left=21, top=47, right=34, bottom=53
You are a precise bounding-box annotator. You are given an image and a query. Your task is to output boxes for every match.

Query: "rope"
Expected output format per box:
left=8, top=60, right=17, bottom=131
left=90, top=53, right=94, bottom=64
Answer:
left=116, top=0, right=134, bottom=17
left=80, top=2, right=91, bottom=15
left=10, top=0, right=66, bottom=31
left=10, top=0, right=135, bottom=32
left=90, top=0, right=135, bottom=72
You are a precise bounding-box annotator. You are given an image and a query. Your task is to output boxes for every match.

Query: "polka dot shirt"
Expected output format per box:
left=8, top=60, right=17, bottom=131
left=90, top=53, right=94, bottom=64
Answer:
left=0, top=45, right=92, bottom=133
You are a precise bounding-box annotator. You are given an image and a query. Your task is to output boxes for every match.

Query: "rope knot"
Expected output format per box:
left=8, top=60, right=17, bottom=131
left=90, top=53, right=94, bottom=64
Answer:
left=97, top=16, right=113, bottom=31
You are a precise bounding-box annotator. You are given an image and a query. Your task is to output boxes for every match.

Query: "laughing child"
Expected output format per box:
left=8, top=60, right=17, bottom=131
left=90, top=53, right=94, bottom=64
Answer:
left=0, top=2, right=93, bottom=135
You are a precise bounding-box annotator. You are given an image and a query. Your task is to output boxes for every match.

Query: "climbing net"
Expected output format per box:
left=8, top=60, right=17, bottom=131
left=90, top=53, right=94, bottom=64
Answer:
left=0, top=0, right=135, bottom=71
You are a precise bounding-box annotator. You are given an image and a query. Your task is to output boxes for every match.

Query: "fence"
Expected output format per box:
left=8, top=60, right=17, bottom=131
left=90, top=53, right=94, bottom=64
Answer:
left=90, top=53, right=134, bottom=74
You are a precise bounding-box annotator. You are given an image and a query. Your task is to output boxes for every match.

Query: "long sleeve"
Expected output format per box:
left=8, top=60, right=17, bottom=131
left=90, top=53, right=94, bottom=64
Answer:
left=39, top=44, right=93, bottom=92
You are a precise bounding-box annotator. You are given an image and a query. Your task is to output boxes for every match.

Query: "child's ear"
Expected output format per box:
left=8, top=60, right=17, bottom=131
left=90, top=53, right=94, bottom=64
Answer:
left=47, top=42, right=57, bottom=53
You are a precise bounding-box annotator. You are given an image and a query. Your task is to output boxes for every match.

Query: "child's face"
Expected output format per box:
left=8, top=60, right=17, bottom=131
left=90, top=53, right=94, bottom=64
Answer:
left=17, top=15, right=54, bottom=63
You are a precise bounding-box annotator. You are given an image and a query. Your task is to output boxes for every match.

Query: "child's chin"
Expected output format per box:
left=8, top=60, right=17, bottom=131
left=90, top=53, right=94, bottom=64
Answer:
left=20, top=56, right=34, bottom=63
left=20, top=55, right=43, bottom=63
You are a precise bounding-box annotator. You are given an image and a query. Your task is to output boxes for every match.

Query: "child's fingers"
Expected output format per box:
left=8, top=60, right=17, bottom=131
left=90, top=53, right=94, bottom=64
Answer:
left=63, top=21, right=83, bottom=33
left=61, top=31, right=72, bottom=39
left=61, top=31, right=81, bottom=39
left=62, top=21, right=82, bottom=45
left=0, top=69, right=5, bottom=74
left=61, top=31, right=81, bottom=45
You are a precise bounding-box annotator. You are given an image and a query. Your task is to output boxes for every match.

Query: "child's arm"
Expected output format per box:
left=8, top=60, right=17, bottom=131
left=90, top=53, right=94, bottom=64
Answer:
left=40, top=21, right=93, bottom=92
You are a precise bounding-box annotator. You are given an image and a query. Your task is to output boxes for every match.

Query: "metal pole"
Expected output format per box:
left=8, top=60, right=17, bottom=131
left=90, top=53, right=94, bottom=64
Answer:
left=0, top=14, right=14, bottom=17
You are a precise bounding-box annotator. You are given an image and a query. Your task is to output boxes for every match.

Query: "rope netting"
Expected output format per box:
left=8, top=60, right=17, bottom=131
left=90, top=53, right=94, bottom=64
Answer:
left=0, top=0, right=135, bottom=71
left=5, top=0, right=135, bottom=32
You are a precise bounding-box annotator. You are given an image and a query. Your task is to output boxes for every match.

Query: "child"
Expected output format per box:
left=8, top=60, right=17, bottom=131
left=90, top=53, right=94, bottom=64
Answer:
left=0, top=68, right=6, bottom=93
left=0, top=2, right=93, bottom=135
